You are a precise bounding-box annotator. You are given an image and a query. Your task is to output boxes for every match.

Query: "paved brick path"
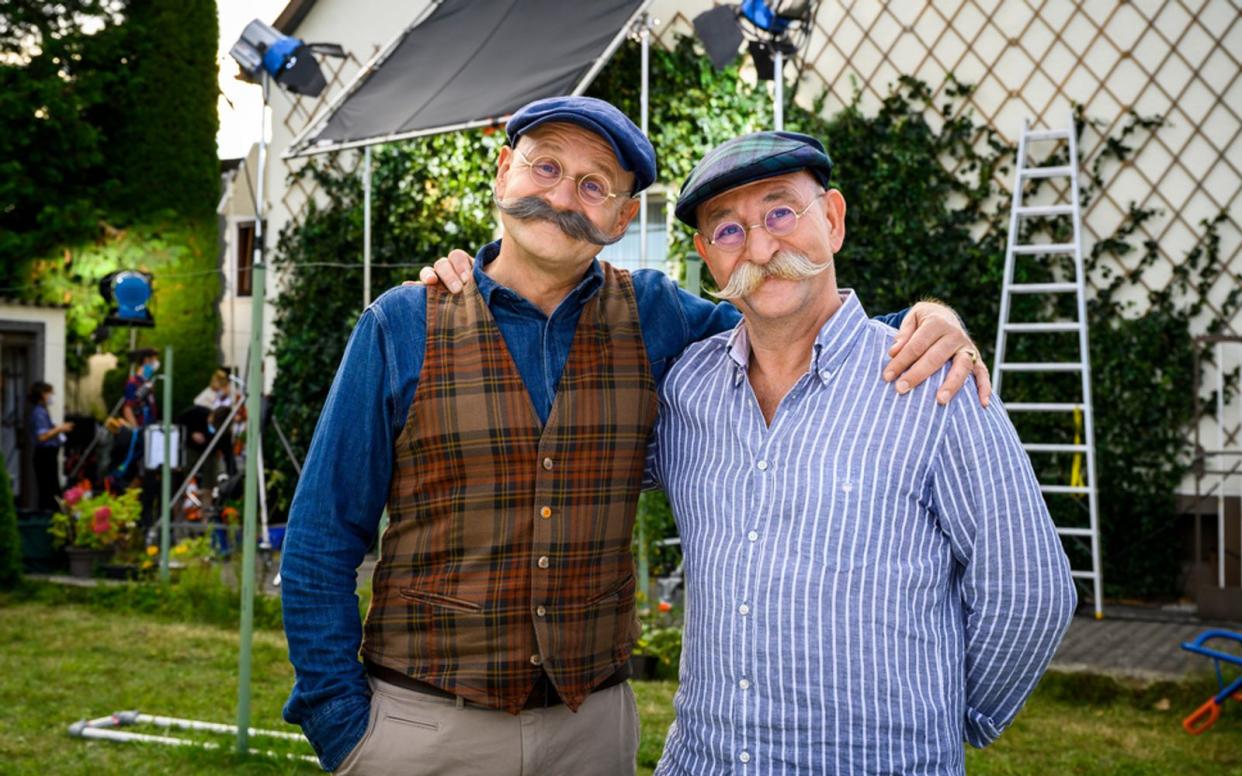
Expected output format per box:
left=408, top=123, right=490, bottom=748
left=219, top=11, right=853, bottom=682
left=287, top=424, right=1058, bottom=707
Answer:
left=1051, top=605, right=1242, bottom=679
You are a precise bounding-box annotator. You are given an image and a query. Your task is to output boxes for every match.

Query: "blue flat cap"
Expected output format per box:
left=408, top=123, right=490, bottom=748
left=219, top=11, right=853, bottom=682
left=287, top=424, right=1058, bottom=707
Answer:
left=506, top=96, right=656, bottom=194
left=674, top=131, right=833, bottom=228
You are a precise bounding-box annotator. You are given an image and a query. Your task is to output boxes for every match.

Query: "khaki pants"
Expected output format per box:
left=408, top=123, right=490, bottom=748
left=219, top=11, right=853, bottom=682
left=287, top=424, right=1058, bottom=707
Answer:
left=334, top=676, right=640, bottom=776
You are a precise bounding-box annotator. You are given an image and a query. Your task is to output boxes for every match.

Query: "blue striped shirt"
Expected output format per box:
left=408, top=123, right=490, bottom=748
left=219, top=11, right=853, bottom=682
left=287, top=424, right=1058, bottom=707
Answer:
left=647, top=291, right=1076, bottom=775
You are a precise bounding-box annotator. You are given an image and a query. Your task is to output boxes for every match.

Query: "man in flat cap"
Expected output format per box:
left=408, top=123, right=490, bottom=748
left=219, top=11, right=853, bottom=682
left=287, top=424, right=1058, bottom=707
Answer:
left=645, top=131, right=1077, bottom=774
left=282, top=96, right=985, bottom=775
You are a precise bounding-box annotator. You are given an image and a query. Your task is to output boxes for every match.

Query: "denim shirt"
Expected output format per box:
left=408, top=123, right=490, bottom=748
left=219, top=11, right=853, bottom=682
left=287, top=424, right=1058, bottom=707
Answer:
left=280, top=240, right=905, bottom=770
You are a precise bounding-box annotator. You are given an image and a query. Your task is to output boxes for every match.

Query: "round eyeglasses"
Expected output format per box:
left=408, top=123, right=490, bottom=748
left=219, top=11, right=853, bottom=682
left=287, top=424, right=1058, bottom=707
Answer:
left=703, top=191, right=827, bottom=251
left=513, top=148, right=622, bottom=207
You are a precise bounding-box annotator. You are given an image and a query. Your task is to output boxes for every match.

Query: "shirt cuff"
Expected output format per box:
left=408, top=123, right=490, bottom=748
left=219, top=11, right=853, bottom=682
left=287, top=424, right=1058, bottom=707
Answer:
left=299, top=691, right=371, bottom=771
left=963, top=705, right=1003, bottom=748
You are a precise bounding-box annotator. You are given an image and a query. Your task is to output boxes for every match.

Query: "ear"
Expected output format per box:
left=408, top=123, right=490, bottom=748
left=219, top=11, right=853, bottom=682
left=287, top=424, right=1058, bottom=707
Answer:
left=693, top=230, right=708, bottom=258
left=495, top=145, right=515, bottom=198
left=824, top=189, right=846, bottom=253
left=692, top=232, right=727, bottom=289
left=609, top=197, right=641, bottom=239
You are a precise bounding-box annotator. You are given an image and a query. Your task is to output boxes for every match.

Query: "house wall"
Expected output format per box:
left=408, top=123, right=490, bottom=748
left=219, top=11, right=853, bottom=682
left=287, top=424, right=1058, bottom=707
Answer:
left=647, top=0, right=1241, bottom=497
left=0, top=304, right=67, bottom=418
left=217, top=1, right=435, bottom=393
left=0, top=303, right=67, bottom=504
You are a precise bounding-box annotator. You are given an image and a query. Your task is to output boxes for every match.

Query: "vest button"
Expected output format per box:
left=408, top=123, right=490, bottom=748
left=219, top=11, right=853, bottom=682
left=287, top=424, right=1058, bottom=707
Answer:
left=535, top=605, right=547, bottom=617
left=542, top=457, right=554, bottom=471
left=537, top=556, right=550, bottom=569
left=540, top=506, right=553, bottom=519
left=530, top=654, right=543, bottom=666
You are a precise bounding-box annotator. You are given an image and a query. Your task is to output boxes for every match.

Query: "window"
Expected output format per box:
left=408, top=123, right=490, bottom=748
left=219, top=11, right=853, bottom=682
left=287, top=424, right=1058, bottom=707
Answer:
left=235, top=221, right=255, bottom=297
left=596, top=194, right=668, bottom=274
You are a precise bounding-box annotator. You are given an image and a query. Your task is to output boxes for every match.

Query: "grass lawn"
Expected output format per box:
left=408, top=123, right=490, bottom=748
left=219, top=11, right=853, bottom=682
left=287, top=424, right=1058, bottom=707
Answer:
left=1, top=596, right=1240, bottom=774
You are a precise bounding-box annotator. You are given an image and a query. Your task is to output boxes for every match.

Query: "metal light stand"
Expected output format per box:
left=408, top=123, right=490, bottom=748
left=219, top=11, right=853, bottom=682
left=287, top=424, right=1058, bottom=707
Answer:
left=159, top=346, right=173, bottom=582
left=633, top=10, right=654, bottom=608
left=235, top=70, right=270, bottom=755
left=773, top=47, right=783, bottom=130
left=69, top=712, right=314, bottom=764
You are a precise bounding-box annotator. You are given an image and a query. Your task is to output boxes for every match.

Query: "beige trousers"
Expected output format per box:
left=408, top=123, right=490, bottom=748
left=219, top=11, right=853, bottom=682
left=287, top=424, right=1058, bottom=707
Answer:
left=334, top=676, right=640, bottom=776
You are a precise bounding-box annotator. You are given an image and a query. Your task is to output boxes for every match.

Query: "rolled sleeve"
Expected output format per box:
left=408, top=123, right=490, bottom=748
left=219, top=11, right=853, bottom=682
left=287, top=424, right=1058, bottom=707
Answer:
left=930, top=383, right=1077, bottom=747
left=280, top=305, right=400, bottom=770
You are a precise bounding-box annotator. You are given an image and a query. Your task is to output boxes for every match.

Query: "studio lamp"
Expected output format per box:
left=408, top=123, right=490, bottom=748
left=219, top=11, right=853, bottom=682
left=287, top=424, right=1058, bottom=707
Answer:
left=691, top=1, right=817, bottom=129
left=229, top=18, right=345, bottom=98
left=100, top=270, right=155, bottom=328
left=227, top=18, right=344, bottom=757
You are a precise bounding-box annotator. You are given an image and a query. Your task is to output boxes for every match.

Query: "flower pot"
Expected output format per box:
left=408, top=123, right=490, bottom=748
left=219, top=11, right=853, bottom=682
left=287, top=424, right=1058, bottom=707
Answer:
left=66, top=547, right=111, bottom=578
left=17, top=510, right=62, bottom=573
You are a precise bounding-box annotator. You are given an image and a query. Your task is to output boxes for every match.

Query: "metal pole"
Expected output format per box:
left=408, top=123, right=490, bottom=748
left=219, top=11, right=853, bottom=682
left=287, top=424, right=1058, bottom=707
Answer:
left=637, top=13, right=651, bottom=601
left=773, top=47, right=783, bottom=131
left=363, top=145, right=373, bottom=307
left=159, top=346, right=173, bottom=583
left=1218, top=341, right=1225, bottom=590
left=236, top=73, right=268, bottom=755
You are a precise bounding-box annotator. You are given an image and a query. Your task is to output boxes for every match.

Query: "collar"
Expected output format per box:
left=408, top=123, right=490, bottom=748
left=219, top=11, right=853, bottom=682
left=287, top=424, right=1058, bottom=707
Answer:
left=724, top=289, right=870, bottom=387
left=472, top=239, right=606, bottom=310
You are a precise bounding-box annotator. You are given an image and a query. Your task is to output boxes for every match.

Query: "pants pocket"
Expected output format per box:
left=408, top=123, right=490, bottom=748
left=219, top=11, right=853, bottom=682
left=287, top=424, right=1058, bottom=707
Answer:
left=333, top=693, right=384, bottom=776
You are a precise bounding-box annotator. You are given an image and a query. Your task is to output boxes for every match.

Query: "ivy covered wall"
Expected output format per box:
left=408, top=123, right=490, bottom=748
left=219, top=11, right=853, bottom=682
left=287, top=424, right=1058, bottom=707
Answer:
left=266, top=36, right=1230, bottom=600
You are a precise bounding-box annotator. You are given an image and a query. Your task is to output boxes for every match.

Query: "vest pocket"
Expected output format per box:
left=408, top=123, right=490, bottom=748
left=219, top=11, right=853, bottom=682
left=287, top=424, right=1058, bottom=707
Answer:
left=585, top=574, right=636, bottom=607
left=399, top=588, right=483, bottom=613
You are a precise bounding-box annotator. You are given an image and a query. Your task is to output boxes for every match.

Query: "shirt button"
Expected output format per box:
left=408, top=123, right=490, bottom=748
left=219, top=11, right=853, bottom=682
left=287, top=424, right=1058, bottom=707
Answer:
left=739, top=678, right=751, bottom=690
left=738, top=603, right=750, bottom=616
left=535, top=605, right=547, bottom=617
left=542, top=457, right=554, bottom=471
left=537, top=556, right=550, bottom=569
left=530, top=654, right=543, bottom=666
left=820, top=369, right=832, bottom=381
left=540, top=506, right=553, bottom=519
left=739, top=751, right=751, bottom=763
left=747, top=530, right=759, bottom=542
left=756, top=460, right=769, bottom=471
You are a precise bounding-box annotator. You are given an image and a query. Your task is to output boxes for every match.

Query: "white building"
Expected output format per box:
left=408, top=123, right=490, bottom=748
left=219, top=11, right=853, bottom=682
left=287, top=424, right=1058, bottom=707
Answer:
left=0, top=299, right=67, bottom=507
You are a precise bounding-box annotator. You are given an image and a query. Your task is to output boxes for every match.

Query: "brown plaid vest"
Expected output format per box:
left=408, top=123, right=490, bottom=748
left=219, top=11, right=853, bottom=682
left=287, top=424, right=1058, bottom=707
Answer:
left=361, top=262, right=657, bottom=714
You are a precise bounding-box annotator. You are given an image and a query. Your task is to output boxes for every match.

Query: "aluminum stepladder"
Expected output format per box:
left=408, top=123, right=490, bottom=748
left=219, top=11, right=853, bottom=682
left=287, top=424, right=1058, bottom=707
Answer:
left=993, top=113, right=1104, bottom=619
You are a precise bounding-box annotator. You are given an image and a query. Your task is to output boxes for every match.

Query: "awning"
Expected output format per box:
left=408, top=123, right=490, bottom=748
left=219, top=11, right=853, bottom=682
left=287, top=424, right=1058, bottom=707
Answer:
left=285, top=0, right=649, bottom=157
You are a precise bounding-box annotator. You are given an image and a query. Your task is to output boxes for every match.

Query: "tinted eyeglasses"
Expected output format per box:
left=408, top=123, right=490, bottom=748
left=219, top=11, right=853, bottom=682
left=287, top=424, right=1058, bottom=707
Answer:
left=703, top=191, right=827, bottom=252
left=513, top=148, right=624, bottom=207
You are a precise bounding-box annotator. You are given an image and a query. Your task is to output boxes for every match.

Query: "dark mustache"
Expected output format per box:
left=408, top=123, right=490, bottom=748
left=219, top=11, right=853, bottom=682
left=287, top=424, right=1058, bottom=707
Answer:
left=493, top=194, right=623, bottom=246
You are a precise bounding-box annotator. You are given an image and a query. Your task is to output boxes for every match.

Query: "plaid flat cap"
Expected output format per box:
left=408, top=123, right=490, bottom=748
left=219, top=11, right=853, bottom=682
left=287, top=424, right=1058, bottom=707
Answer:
left=507, top=96, right=657, bottom=193
left=674, top=131, right=833, bottom=228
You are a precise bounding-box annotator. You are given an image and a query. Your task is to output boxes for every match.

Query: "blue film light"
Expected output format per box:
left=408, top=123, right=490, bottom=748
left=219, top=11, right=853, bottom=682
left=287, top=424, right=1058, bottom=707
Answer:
left=101, top=270, right=155, bottom=327
left=113, top=272, right=152, bottom=322
left=740, top=0, right=791, bottom=34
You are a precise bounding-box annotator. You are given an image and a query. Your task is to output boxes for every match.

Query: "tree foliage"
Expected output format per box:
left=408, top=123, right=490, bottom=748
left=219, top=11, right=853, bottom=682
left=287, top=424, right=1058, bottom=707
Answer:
left=2, top=0, right=221, bottom=413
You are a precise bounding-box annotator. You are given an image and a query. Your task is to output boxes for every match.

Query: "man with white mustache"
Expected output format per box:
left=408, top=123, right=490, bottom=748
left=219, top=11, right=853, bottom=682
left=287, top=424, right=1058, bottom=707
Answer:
left=646, top=131, right=1077, bottom=774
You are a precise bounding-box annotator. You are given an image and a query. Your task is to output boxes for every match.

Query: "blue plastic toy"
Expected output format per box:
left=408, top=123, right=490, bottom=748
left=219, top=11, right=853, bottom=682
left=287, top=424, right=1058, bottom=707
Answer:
left=1180, top=628, right=1242, bottom=735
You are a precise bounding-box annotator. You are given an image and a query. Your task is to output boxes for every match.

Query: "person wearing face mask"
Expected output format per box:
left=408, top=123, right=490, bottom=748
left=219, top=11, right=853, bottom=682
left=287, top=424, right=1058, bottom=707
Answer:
left=27, top=381, right=74, bottom=511
left=122, top=349, right=161, bottom=430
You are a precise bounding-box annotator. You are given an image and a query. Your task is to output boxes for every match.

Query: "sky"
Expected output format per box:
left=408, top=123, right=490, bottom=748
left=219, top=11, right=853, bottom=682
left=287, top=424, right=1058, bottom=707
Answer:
left=216, top=0, right=290, bottom=160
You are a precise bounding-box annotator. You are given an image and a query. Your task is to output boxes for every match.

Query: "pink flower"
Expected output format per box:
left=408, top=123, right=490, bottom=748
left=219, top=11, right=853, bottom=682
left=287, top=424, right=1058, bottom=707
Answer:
left=91, top=506, right=112, bottom=535
left=64, top=486, right=84, bottom=506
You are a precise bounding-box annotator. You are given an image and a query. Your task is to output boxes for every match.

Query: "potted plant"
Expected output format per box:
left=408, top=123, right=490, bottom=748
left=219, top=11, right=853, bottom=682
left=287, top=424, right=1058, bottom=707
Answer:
left=49, top=485, right=142, bottom=578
